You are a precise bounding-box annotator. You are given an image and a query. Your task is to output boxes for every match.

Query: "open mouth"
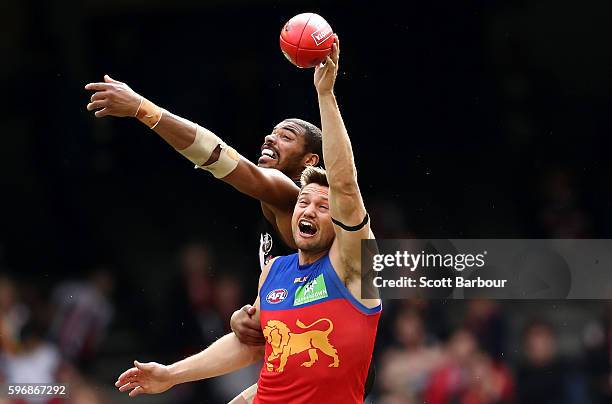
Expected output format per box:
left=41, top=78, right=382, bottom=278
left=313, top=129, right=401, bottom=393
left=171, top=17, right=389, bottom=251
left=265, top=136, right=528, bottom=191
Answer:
left=298, top=219, right=317, bottom=237
left=258, top=145, right=278, bottom=164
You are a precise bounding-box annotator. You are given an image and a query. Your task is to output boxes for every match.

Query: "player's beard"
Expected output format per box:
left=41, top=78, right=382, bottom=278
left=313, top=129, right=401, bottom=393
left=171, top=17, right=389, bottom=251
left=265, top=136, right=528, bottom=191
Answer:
left=295, top=232, right=334, bottom=256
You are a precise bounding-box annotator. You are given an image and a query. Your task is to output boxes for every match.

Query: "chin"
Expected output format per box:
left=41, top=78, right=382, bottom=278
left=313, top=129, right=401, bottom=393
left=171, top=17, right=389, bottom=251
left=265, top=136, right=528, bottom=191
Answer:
left=258, top=160, right=280, bottom=169
left=299, top=239, right=330, bottom=254
left=295, top=238, right=316, bottom=251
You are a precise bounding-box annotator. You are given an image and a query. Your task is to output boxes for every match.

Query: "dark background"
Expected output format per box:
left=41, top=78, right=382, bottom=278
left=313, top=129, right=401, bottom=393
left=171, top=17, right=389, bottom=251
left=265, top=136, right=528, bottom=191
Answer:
left=1, top=1, right=611, bottom=403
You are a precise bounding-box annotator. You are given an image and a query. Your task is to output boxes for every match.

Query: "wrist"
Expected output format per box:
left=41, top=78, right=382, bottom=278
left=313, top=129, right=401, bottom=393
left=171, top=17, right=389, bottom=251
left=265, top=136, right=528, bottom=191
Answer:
left=134, top=97, right=164, bottom=129
left=317, top=89, right=335, bottom=98
left=167, top=363, right=184, bottom=386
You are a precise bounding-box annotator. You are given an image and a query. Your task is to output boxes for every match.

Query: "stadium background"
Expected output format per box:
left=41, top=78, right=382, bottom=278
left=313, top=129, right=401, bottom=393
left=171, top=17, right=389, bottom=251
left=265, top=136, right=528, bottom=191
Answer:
left=1, top=0, right=611, bottom=402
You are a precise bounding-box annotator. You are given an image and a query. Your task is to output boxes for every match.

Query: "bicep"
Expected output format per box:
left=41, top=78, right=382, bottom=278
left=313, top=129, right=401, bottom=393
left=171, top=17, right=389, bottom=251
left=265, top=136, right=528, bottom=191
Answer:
left=222, top=158, right=299, bottom=207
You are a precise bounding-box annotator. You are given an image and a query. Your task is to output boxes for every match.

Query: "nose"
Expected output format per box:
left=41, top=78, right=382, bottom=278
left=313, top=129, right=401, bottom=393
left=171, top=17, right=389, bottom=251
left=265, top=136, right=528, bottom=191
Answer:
left=264, top=133, right=277, bottom=145
left=303, top=203, right=317, bottom=218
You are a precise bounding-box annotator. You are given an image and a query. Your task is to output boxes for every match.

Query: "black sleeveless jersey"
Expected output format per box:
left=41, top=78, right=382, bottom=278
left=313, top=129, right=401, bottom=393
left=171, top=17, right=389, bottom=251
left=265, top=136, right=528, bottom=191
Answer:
left=257, top=179, right=300, bottom=270
left=258, top=215, right=293, bottom=270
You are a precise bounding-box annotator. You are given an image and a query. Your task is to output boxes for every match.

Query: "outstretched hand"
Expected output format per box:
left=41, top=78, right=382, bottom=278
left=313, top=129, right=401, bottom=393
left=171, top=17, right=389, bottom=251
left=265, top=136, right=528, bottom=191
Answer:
left=115, top=360, right=174, bottom=397
left=314, top=36, right=340, bottom=95
left=85, top=75, right=142, bottom=118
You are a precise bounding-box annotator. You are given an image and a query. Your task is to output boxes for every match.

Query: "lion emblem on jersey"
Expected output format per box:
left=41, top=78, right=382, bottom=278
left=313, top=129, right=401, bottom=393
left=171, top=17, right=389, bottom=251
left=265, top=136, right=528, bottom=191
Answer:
left=262, top=318, right=339, bottom=373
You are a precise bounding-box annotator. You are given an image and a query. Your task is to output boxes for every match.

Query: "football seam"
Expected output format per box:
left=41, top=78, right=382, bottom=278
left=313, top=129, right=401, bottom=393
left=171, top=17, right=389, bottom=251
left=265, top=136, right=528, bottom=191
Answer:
left=296, top=13, right=313, bottom=53
left=279, top=36, right=298, bottom=62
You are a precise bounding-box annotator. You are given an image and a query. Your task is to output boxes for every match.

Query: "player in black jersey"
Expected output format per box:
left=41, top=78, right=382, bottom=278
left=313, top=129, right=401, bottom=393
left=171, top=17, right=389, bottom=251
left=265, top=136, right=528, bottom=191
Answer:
left=85, top=75, right=320, bottom=263
left=85, top=74, right=374, bottom=402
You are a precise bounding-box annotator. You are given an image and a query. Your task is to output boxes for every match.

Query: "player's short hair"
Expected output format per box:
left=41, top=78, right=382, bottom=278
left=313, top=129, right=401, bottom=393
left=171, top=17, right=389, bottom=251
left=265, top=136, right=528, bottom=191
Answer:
left=300, top=166, right=328, bottom=190
left=285, top=118, right=323, bottom=163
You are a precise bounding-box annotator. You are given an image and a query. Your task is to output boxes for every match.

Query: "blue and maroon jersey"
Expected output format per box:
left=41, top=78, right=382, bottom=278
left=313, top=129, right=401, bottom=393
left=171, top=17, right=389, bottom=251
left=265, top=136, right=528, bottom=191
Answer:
left=255, top=253, right=381, bottom=404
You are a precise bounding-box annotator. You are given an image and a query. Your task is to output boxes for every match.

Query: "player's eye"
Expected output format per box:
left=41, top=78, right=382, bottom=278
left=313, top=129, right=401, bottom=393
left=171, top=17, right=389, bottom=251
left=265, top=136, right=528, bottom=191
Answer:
left=320, top=205, right=329, bottom=211
left=282, top=135, right=291, bottom=140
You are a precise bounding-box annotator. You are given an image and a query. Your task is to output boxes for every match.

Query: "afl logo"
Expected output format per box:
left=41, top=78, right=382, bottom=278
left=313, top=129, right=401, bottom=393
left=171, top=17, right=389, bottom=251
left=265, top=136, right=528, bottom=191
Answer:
left=266, top=288, right=288, bottom=304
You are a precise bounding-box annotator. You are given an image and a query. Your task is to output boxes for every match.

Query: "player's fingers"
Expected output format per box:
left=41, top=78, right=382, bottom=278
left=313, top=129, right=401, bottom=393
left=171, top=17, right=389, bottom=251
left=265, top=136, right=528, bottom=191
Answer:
left=115, top=375, right=138, bottom=388
left=243, top=336, right=266, bottom=346
left=241, top=326, right=264, bottom=338
left=244, top=316, right=261, bottom=327
left=94, top=107, right=110, bottom=117
left=334, top=35, right=340, bottom=58
left=116, top=368, right=139, bottom=385
left=90, top=91, right=107, bottom=102
left=84, top=82, right=114, bottom=91
left=129, top=386, right=145, bottom=397
left=105, top=74, right=124, bottom=84
left=87, top=100, right=108, bottom=111
left=325, top=56, right=335, bottom=70
left=330, top=44, right=338, bottom=63
left=318, top=58, right=328, bottom=70
left=118, top=382, right=141, bottom=393
left=134, top=360, right=155, bottom=371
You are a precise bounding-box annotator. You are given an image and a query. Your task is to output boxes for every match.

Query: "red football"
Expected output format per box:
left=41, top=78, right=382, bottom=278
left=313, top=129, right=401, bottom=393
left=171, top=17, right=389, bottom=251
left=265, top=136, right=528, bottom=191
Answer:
left=280, top=13, right=335, bottom=68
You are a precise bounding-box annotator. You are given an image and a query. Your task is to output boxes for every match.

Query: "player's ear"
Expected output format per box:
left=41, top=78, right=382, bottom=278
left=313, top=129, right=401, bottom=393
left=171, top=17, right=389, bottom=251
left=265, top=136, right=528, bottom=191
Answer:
left=303, top=153, right=320, bottom=167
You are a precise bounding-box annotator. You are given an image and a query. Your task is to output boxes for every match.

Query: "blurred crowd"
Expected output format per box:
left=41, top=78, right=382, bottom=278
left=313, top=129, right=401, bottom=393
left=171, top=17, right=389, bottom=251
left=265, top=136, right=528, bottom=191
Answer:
left=0, top=241, right=258, bottom=404
left=0, top=269, right=114, bottom=404
left=374, top=299, right=612, bottom=404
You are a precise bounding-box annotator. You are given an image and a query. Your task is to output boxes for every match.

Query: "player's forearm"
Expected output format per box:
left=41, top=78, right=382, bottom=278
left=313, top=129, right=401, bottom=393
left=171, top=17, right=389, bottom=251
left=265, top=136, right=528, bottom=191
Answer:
left=168, top=333, right=263, bottom=386
left=86, top=77, right=298, bottom=204
left=137, top=98, right=240, bottom=178
left=151, top=107, right=299, bottom=208
left=317, top=92, right=359, bottom=191
left=150, top=110, right=199, bottom=151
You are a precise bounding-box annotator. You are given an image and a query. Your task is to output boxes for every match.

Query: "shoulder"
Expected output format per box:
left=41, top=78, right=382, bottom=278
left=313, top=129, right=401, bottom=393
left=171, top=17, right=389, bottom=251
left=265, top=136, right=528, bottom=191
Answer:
left=259, top=256, right=280, bottom=288
left=258, top=254, right=297, bottom=289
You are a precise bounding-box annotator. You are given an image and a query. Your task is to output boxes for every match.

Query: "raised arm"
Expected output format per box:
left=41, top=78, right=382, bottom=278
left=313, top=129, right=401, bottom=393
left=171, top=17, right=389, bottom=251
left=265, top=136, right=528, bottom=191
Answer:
left=84, top=76, right=298, bottom=209
left=314, top=38, right=370, bottom=275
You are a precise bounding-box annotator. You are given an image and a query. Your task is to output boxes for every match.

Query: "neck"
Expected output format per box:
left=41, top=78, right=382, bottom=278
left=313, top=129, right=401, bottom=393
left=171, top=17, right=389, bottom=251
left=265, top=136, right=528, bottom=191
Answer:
left=288, top=166, right=306, bottom=183
left=298, top=249, right=327, bottom=266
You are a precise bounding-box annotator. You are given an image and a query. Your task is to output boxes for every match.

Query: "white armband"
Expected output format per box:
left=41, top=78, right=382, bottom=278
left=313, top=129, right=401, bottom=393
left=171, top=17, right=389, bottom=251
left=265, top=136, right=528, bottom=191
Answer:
left=177, top=125, right=241, bottom=178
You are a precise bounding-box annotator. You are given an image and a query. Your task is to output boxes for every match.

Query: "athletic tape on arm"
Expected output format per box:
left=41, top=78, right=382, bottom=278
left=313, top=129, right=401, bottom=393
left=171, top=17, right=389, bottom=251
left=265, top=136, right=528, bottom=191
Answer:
left=177, top=125, right=240, bottom=178
left=331, top=213, right=369, bottom=232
